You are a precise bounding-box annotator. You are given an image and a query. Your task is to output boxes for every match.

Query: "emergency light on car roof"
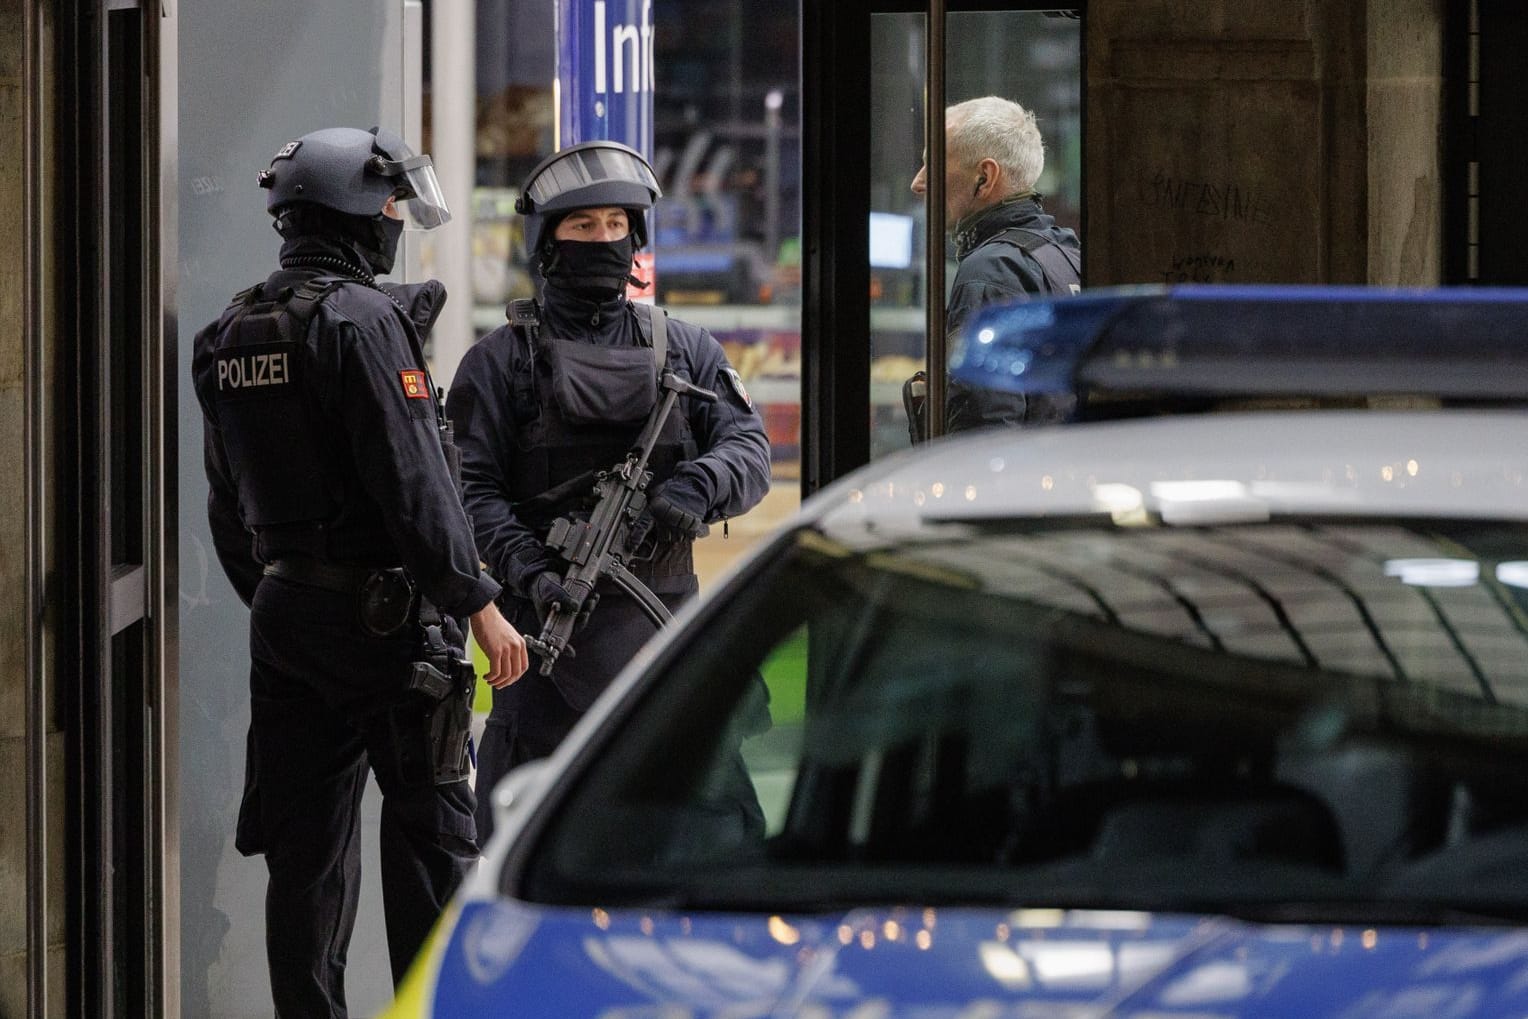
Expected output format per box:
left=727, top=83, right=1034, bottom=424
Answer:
left=948, top=284, right=1528, bottom=408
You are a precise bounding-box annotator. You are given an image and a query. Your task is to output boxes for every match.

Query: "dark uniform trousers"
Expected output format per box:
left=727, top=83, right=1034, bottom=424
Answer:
left=248, top=575, right=477, bottom=1017
left=475, top=578, right=768, bottom=851
left=473, top=580, right=697, bottom=840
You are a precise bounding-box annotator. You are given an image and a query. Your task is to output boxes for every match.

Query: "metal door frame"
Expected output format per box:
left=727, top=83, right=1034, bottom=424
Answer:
left=39, top=2, right=178, bottom=1015
left=1445, top=0, right=1528, bottom=286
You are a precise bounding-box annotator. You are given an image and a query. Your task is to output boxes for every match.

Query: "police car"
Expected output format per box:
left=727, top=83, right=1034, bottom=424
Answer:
left=385, top=286, right=1528, bottom=1017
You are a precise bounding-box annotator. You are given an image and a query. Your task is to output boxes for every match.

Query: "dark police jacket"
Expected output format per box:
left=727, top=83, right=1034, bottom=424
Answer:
left=192, top=237, right=500, bottom=619
left=447, top=292, right=772, bottom=602
left=946, top=195, right=1082, bottom=433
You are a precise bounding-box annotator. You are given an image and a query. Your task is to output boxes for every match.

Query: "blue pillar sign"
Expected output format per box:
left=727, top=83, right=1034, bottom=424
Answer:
left=555, top=0, right=657, bottom=299
left=556, top=0, right=654, bottom=152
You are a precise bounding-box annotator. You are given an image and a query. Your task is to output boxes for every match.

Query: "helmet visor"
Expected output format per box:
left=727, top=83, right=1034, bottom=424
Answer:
left=369, top=127, right=452, bottom=230
left=524, top=144, right=661, bottom=211
left=392, top=159, right=451, bottom=230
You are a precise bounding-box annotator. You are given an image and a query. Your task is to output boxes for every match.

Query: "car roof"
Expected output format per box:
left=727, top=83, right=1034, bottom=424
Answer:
left=806, top=410, right=1528, bottom=532
left=950, top=285, right=1528, bottom=409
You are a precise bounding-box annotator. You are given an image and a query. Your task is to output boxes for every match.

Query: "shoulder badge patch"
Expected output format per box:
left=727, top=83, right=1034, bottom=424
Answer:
left=721, top=367, right=754, bottom=411
left=399, top=369, right=430, bottom=400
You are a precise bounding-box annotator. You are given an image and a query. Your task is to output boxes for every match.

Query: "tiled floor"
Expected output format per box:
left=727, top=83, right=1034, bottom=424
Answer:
left=692, top=474, right=803, bottom=587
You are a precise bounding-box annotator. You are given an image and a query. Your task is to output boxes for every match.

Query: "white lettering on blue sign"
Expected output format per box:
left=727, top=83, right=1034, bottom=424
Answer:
left=593, top=0, right=653, bottom=95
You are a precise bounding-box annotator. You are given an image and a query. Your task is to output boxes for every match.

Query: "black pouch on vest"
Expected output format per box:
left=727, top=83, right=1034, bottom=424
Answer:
left=546, top=338, right=657, bottom=425
left=359, top=568, right=417, bottom=637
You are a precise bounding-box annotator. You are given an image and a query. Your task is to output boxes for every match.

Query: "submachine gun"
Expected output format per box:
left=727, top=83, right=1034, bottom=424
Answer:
left=525, top=369, right=718, bottom=675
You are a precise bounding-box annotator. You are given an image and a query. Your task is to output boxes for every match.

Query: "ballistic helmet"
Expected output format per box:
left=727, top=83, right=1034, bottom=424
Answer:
left=258, top=126, right=451, bottom=230
left=516, top=140, right=661, bottom=255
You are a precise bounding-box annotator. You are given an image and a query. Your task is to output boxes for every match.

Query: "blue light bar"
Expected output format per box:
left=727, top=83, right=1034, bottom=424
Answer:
left=948, top=285, right=1528, bottom=403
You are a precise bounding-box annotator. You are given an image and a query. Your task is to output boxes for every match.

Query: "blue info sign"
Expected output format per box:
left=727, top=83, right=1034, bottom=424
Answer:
left=556, top=0, right=658, bottom=299
left=556, top=0, right=654, bottom=155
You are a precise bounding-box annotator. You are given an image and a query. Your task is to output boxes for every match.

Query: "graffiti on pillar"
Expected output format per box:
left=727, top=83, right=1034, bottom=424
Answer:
left=1141, top=171, right=1275, bottom=226
left=1161, top=253, right=1236, bottom=284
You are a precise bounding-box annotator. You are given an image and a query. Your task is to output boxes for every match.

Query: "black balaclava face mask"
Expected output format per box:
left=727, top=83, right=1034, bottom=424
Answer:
left=542, top=233, right=638, bottom=303
left=361, top=214, right=405, bottom=276
left=276, top=204, right=403, bottom=277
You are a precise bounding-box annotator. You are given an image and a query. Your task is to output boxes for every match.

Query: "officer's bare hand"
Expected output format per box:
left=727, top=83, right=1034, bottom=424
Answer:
left=470, top=603, right=528, bottom=687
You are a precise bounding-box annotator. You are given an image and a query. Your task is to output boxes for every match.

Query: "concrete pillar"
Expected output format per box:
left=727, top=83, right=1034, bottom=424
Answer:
left=428, top=0, right=476, bottom=389
left=1, top=0, right=27, bottom=1005
left=1, top=0, right=32, bottom=1012
left=1368, top=0, right=1444, bottom=285
left=1085, top=0, right=1442, bottom=287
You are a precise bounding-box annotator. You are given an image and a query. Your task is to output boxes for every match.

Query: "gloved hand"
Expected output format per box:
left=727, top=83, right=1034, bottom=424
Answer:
left=528, top=570, right=596, bottom=632
left=646, top=477, right=709, bottom=539
left=379, top=279, right=448, bottom=342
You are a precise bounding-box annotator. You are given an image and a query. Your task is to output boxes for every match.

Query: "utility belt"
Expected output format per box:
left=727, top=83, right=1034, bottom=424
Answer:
left=262, top=556, right=394, bottom=591
left=263, top=556, right=476, bottom=787
left=264, top=556, right=417, bottom=638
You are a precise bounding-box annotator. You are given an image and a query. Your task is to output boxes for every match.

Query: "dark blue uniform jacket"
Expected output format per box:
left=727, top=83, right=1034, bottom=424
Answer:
left=193, top=238, right=500, bottom=618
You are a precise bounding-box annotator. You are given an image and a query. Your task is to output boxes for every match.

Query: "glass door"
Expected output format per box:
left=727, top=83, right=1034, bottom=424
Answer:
left=872, top=7, right=1081, bottom=454
left=801, top=2, right=1081, bottom=485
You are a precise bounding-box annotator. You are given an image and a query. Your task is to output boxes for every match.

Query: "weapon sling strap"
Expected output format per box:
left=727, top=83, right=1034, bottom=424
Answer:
left=636, top=301, right=669, bottom=377
left=994, top=226, right=1082, bottom=296
left=504, top=299, right=544, bottom=430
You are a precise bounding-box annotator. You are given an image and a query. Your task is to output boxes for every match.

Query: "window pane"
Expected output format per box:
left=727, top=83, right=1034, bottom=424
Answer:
left=871, top=10, right=1081, bottom=456
left=177, top=5, right=410, bottom=1013
left=653, top=0, right=803, bottom=582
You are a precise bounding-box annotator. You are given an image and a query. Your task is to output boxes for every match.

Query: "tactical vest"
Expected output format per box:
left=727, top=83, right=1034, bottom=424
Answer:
left=211, top=275, right=346, bottom=535
left=503, top=300, right=700, bottom=581
left=211, top=273, right=460, bottom=565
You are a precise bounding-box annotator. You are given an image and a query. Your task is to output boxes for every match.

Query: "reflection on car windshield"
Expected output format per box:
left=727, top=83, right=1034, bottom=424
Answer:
left=522, top=517, right=1528, bottom=917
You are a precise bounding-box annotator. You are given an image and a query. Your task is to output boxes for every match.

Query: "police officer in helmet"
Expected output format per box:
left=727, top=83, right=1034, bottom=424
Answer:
left=192, top=125, right=528, bottom=1016
left=448, top=140, right=772, bottom=845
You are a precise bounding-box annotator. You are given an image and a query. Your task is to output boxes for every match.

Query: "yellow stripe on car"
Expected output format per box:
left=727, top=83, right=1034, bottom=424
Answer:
left=375, top=901, right=460, bottom=1018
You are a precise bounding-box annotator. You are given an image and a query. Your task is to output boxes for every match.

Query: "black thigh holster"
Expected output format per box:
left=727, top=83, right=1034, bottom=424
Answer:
left=381, top=611, right=477, bottom=787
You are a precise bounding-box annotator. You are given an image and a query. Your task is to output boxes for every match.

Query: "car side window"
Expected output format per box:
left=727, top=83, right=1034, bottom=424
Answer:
left=748, top=624, right=807, bottom=836
left=520, top=519, right=1528, bottom=914
left=521, top=529, right=1051, bottom=901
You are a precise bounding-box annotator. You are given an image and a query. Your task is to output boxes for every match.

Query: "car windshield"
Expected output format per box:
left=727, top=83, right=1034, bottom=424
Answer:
left=520, top=515, right=1528, bottom=920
